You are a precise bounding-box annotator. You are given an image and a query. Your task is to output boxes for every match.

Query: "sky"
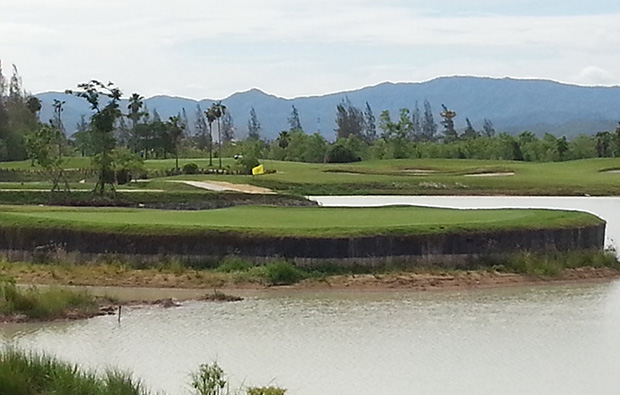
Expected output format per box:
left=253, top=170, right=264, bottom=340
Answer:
left=2, top=0, right=620, bottom=99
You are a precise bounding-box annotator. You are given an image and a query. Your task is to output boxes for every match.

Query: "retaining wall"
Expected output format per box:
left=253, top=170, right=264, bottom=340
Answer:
left=0, top=222, right=606, bottom=267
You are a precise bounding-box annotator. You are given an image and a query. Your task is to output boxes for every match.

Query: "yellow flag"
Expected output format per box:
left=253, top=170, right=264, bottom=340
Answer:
left=252, top=164, right=265, bottom=175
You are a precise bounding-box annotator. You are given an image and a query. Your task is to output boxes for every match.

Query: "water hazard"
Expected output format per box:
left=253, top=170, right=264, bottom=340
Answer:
left=3, top=283, right=620, bottom=395
left=2, top=196, right=620, bottom=394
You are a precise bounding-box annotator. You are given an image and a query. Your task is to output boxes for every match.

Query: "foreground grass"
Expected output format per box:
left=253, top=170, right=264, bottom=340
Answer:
left=0, top=348, right=149, bottom=395
left=0, top=204, right=603, bottom=237
left=0, top=277, right=99, bottom=321
left=0, top=349, right=286, bottom=395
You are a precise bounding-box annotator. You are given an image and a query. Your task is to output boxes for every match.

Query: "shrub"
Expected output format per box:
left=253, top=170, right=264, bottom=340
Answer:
left=264, top=261, right=307, bottom=285
left=183, top=162, right=200, bottom=175
left=191, top=362, right=229, bottom=395
left=326, top=144, right=361, bottom=163
left=216, top=257, right=252, bottom=273
left=235, top=155, right=260, bottom=175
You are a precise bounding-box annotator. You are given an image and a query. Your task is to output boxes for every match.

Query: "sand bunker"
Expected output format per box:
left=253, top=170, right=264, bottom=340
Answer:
left=606, top=170, right=620, bottom=174
left=174, top=180, right=274, bottom=194
left=464, top=172, right=515, bottom=177
left=400, top=169, right=437, bottom=174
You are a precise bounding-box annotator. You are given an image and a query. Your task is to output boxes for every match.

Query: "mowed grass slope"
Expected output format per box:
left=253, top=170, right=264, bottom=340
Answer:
left=0, top=205, right=602, bottom=237
left=154, top=157, right=620, bottom=195
left=2, top=157, right=619, bottom=195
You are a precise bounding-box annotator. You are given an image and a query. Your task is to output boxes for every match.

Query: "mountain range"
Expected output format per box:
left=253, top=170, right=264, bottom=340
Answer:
left=35, top=76, right=620, bottom=141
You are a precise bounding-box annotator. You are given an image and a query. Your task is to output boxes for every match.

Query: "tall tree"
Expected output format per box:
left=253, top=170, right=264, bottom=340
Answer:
left=410, top=102, right=422, bottom=141
left=127, top=93, right=144, bottom=128
left=67, top=80, right=122, bottom=195
left=363, top=102, right=377, bottom=143
left=482, top=118, right=495, bottom=138
left=462, top=118, right=478, bottom=140
left=127, top=93, right=144, bottom=152
left=167, top=115, right=185, bottom=171
left=211, top=101, right=227, bottom=168
left=440, top=104, right=458, bottom=143
left=421, top=100, right=437, bottom=142
left=335, top=98, right=364, bottom=140
left=25, top=124, right=70, bottom=193
left=73, top=115, right=92, bottom=157
left=205, top=106, right=217, bottom=166
left=221, top=111, right=235, bottom=143
left=194, top=104, right=210, bottom=151
left=288, top=105, right=303, bottom=132
left=247, top=107, right=261, bottom=140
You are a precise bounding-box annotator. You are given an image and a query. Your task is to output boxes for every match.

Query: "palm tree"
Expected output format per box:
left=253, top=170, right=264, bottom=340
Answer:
left=127, top=93, right=144, bottom=152
left=205, top=107, right=217, bottom=166
left=211, top=101, right=227, bottom=169
left=167, top=116, right=185, bottom=172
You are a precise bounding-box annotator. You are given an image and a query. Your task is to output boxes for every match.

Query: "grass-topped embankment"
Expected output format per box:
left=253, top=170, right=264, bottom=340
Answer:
left=0, top=189, right=315, bottom=209
left=0, top=276, right=100, bottom=321
left=0, top=204, right=603, bottom=238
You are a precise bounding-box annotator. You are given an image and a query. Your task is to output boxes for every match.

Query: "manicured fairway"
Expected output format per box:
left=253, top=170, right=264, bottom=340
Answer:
left=0, top=205, right=602, bottom=237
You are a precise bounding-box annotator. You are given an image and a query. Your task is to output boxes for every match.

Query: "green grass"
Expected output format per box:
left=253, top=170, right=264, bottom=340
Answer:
left=0, top=348, right=287, bottom=395
left=0, top=277, right=99, bottom=320
left=2, top=157, right=619, bottom=196
left=0, top=204, right=603, bottom=237
left=0, top=348, right=150, bottom=395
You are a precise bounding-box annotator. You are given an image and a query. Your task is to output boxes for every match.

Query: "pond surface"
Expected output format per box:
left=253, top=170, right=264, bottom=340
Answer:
left=2, top=196, right=620, bottom=395
left=3, top=283, right=620, bottom=395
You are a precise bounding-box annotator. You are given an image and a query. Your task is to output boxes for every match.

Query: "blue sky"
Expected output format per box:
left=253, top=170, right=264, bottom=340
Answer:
left=2, top=0, right=620, bottom=99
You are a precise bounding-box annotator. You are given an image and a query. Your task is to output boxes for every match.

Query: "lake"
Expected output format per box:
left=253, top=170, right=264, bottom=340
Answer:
left=2, top=196, right=620, bottom=395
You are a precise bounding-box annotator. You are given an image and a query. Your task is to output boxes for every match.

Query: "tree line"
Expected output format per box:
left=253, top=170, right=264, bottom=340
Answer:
left=2, top=62, right=620, bottom=182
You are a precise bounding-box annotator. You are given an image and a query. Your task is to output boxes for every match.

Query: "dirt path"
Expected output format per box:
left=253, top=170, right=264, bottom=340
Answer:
left=172, top=180, right=275, bottom=194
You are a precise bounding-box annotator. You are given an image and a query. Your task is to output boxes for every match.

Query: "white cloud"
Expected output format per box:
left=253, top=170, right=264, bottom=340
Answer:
left=2, top=1, right=620, bottom=98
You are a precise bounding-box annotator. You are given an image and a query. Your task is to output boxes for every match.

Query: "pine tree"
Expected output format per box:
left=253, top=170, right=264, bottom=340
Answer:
left=462, top=118, right=478, bottom=140
left=335, top=98, right=364, bottom=140
left=421, top=100, right=437, bottom=142
left=221, top=111, right=235, bottom=142
left=247, top=107, right=261, bottom=140
left=194, top=104, right=209, bottom=151
left=482, top=118, right=495, bottom=138
left=363, top=102, right=377, bottom=143
left=288, top=105, right=303, bottom=132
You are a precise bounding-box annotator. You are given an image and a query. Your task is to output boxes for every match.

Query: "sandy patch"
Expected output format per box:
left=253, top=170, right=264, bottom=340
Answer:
left=606, top=170, right=620, bottom=174
left=400, top=169, right=437, bottom=174
left=174, top=180, right=274, bottom=194
left=464, top=172, right=515, bottom=177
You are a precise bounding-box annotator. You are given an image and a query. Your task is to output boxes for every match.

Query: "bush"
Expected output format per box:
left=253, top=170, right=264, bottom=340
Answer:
left=116, top=168, right=132, bottom=185
left=183, top=162, right=199, bottom=175
left=235, top=155, right=260, bottom=175
left=326, top=144, right=361, bottom=163
left=264, top=261, right=307, bottom=285
left=216, top=257, right=252, bottom=273
left=191, top=362, right=228, bottom=395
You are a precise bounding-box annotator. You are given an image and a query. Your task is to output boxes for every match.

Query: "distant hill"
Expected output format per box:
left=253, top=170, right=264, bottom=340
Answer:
left=36, top=76, right=620, bottom=141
